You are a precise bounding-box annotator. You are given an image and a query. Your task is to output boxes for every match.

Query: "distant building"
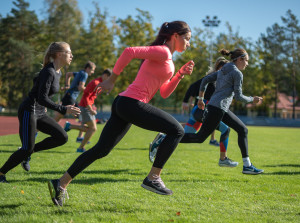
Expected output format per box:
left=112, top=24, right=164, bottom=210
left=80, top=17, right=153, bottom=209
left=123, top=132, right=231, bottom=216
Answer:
left=270, top=93, right=300, bottom=119
left=247, top=93, right=300, bottom=119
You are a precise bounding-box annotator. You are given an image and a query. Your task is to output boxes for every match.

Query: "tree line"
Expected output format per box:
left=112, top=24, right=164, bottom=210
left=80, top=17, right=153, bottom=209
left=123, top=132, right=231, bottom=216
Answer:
left=0, top=0, right=299, bottom=118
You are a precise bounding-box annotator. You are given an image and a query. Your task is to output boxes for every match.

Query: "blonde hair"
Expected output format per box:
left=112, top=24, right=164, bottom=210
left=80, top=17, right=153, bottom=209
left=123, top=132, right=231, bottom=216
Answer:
left=206, top=57, right=229, bottom=75
left=43, top=42, right=69, bottom=67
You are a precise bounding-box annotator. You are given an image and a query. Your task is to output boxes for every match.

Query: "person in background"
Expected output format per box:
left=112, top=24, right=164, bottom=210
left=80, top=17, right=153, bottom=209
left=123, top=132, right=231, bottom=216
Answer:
left=194, top=48, right=263, bottom=174
left=54, top=61, right=96, bottom=142
left=0, top=42, right=81, bottom=182
left=149, top=57, right=238, bottom=168
left=48, top=21, right=194, bottom=206
left=64, top=69, right=112, bottom=152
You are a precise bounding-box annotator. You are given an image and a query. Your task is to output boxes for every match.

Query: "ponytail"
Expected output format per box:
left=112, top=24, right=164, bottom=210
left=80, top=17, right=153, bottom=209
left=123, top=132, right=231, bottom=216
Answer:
left=149, top=21, right=191, bottom=46
left=219, top=48, right=247, bottom=61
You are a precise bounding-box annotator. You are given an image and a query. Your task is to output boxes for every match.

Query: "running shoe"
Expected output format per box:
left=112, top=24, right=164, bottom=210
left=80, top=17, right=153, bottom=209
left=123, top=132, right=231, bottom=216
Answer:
left=76, top=148, right=86, bottom=153
left=209, top=139, right=220, bottom=147
left=0, top=175, right=8, bottom=183
left=48, top=179, right=69, bottom=206
left=141, top=176, right=173, bottom=195
left=21, top=156, right=31, bottom=171
left=18, top=147, right=31, bottom=171
left=218, top=157, right=238, bottom=167
left=76, top=137, right=90, bottom=144
left=64, top=121, right=71, bottom=132
left=242, top=164, right=264, bottom=175
left=149, top=133, right=165, bottom=163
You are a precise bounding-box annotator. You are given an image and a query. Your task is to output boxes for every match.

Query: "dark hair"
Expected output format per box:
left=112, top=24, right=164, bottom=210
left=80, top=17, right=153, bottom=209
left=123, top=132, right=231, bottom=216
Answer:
left=102, top=68, right=112, bottom=76
left=150, top=21, right=191, bottom=46
left=219, top=48, right=247, bottom=61
left=43, top=42, right=69, bottom=67
left=84, top=61, right=96, bottom=70
left=139, top=21, right=191, bottom=69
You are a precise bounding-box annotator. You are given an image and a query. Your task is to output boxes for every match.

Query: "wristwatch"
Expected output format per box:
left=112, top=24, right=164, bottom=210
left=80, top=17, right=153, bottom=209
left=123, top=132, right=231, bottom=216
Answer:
left=197, top=96, right=204, bottom=101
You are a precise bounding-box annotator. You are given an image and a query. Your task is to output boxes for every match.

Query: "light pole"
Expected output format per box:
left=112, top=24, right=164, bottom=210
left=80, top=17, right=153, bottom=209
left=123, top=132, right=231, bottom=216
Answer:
left=202, top=16, right=221, bottom=66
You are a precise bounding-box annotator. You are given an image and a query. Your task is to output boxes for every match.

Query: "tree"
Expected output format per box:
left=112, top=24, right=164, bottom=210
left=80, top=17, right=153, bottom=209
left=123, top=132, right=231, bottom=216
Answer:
left=281, top=10, right=300, bottom=119
left=113, top=9, right=156, bottom=96
left=76, top=3, right=116, bottom=106
left=0, top=0, right=41, bottom=109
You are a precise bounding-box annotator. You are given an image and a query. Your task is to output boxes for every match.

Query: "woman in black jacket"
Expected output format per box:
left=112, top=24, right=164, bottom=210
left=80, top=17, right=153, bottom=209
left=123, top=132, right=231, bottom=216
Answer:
left=0, top=42, right=81, bottom=183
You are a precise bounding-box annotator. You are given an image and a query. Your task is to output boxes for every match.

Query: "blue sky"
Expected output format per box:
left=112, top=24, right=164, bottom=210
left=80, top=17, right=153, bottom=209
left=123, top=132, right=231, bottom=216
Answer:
left=1, top=0, right=300, bottom=41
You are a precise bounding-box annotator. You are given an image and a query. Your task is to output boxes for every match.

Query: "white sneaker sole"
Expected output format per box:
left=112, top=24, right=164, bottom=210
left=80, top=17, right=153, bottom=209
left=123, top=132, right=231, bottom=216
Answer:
left=219, top=163, right=238, bottom=168
left=242, top=170, right=264, bottom=175
left=141, top=183, right=172, bottom=195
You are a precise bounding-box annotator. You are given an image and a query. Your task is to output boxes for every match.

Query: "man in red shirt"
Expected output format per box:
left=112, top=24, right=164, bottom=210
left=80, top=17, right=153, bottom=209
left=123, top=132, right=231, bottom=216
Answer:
left=64, top=69, right=112, bottom=152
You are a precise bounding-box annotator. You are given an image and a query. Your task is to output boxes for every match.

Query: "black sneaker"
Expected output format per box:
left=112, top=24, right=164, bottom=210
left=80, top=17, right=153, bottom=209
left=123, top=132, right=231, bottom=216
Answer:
left=141, top=176, right=173, bottom=195
left=21, top=156, right=31, bottom=171
left=48, top=179, right=69, bottom=206
left=0, top=175, right=8, bottom=183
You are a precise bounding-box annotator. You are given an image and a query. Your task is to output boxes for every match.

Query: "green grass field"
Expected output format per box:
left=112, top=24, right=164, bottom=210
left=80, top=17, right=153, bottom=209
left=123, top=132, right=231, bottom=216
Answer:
left=0, top=125, right=299, bottom=222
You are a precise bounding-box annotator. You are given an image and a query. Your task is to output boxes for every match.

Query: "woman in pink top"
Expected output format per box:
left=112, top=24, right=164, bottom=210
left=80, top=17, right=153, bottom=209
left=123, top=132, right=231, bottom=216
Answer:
left=48, top=21, right=194, bottom=206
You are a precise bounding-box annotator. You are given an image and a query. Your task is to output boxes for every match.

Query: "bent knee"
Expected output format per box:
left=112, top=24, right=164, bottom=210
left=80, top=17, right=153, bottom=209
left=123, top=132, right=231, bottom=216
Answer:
left=57, top=132, right=68, bottom=144
left=238, top=127, right=248, bottom=136
left=178, top=126, right=185, bottom=138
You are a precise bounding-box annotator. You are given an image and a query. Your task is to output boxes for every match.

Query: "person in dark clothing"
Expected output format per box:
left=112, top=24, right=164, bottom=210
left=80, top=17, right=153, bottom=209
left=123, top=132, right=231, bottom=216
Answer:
left=48, top=21, right=195, bottom=206
left=182, top=58, right=223, bottom=147
left=0, top=42, right=81, bottom=183
left=152, top=48, right=264, bottom=175
left=149, top=57, right=238, bottom=167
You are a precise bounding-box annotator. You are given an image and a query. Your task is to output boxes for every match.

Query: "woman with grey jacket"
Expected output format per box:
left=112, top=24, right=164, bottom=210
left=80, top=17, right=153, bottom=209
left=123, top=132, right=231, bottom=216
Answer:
left=180, top=48, right=263, bottom=174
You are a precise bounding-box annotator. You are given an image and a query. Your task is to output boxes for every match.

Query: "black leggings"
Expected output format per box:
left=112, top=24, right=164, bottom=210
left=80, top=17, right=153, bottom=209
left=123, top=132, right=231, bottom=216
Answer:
left=0, top=107, right=68, bottom=174
left=67, top=96, right=184, bottom=178
left=181, top=105, right=249, bottom=158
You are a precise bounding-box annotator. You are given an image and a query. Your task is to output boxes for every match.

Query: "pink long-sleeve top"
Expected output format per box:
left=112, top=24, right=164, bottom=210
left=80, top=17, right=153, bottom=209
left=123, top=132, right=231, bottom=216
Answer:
left=113, top=45, right=182, bottom=103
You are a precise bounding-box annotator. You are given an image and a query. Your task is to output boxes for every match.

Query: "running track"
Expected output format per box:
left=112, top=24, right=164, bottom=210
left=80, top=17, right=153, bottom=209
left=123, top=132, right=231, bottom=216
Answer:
left=0, top=116, right=79, bottom=136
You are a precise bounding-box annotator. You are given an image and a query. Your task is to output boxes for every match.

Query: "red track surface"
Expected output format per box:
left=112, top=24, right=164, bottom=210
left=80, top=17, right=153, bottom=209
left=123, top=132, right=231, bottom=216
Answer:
left=0, top=116, right=80, bottom=136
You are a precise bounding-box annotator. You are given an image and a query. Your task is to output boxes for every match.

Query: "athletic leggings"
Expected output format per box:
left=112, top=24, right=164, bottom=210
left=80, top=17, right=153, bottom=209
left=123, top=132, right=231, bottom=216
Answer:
left=0, top=106, right=68, bottom=174
left=181, top=105, right=249, bottom=158
left=184, top=105, right=230, bottom=152
left=67, top=96, right=184, bottom=179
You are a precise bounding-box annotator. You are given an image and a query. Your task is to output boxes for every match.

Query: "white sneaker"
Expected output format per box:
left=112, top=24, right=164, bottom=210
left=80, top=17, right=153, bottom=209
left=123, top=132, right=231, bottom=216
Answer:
left=218, top=157, right=238, bottom=167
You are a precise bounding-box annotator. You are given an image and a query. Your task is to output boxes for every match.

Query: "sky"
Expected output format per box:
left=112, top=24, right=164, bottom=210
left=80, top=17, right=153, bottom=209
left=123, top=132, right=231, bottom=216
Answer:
left=1, top=0, right=300, bottom=41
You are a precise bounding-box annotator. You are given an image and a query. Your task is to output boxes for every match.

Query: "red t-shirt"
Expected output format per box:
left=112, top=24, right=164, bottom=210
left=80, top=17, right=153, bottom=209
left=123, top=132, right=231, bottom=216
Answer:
left=78, top=77, right=103, bottom=107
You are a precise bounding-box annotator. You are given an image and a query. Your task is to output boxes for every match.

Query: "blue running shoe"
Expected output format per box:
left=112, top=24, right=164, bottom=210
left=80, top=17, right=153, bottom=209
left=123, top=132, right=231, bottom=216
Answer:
left=209, top=139, right=220, bottom=147
left=21, top=156, right=31, bottom=172
left=64, top=121, right=71, bottom=132
left=149, top=133, right=166, bottom=163
left=242, top=164, right=264, bottom=175
left=76, top=137, right=90, bottom=144
left=0, top=175, right=8, bottom=183
left=76, top=148, right=86, bottom=153
left=18, top=147, right=31, bottom=171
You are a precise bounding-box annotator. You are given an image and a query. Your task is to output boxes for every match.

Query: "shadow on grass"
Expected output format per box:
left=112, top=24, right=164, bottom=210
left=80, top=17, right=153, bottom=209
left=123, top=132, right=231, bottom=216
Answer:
left=0, top=203, right=24, bottom=215
left=115, top=147, right=147, bottom=151
left=0, top=144, right=20, bottom=147
left=25, top=169, right=135, bottom=176
left=17, top=176, right=134, bottom=184
left=0, top=150, right=17, bottom=153
left=263, top=171, right=300, bottom=175
left=264, top=164, right=300, bottom=168
left=0, top=149, right=77, bottom=154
